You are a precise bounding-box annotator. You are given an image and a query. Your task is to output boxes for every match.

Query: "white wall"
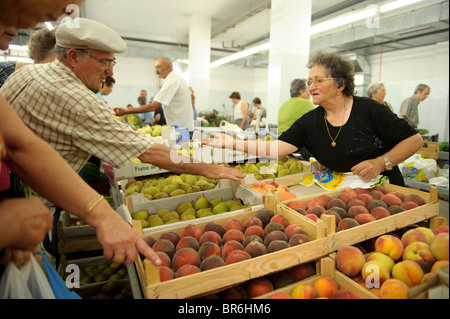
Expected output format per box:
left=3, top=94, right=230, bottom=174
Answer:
left=367, top=41, right=449, bottom=141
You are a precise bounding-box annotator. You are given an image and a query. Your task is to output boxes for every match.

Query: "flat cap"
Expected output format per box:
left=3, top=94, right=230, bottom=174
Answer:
left=56, top=17, right=127, bottom=53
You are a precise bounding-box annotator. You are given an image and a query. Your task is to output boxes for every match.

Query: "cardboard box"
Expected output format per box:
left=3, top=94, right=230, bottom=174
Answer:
left=417, top=142, right=440, bottom=160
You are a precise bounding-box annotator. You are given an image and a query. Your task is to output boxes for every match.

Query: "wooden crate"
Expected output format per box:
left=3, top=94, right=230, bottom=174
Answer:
left=132, top=195, right=329, bottom=299
left=409, top=265, right=449, bottom=299
left=280, top=183, right=440, bottom=252
left=417, top=142, right=440, bottom=160
left=255, top=256, right=377, bottom=299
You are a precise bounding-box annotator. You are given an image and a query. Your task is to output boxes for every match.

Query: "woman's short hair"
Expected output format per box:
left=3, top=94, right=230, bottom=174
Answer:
left=229, top=91, right=241, bottom=99
left=367, top=82, right=384, bottom=98
left=27, top=28, right=56, bottom=62
left=252, top=97, right=261, bottom=104
left=307, top=50, right=355, bottom=96
left=290, top=79, right=307, bottom=97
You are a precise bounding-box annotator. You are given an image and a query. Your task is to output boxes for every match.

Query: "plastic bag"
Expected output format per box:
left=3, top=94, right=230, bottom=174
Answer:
left=399, top=157, right=437, bottom=182
left=429, top=176, right=449, bottom=189
left=0, top=253, right=55, bottom=299
left=219, top=120, right=243, bottom=134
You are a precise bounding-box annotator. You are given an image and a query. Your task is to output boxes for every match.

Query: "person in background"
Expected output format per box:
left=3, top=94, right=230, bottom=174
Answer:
left=367, top=82, right=394, bottom=112
left=277, top=79, right=316, bottom=136
left=230, top=91, right=249, bottom=130
left=249, top=97, right=266, bottom=125
left=1, top=17, right=244, bottom=267
left=113, top=57, right=194, bottom=135
left=205, top=51, right=424, bottom=187
left=190, top=86, right=197, bottom=121
left=399, top=84, right=431, bottom=130
left=153, top=105, right=167, bottom=125
left=96, top=75, right=115, bottom=100
left=0, top=27, right=56, bottom=88
left=138, top=89, right=154, bottom=125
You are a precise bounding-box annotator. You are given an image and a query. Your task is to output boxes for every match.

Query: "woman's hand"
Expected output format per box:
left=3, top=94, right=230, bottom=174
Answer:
left=202, top=132, right=235, bottom=150
left=351, top=157, right=385, bottom=181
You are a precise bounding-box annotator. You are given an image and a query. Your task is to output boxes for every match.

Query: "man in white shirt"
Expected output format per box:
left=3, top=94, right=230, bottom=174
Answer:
left=114, top=57, right=194, bottom=133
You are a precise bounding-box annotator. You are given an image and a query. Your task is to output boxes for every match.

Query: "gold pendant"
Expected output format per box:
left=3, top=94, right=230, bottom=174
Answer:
left=331, top=142, right=336, bottom=147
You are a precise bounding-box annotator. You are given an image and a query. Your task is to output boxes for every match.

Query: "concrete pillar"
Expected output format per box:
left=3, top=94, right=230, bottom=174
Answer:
left=189, top=14, right=211, bottom=113
left=266, top=0, right=312, bottom=128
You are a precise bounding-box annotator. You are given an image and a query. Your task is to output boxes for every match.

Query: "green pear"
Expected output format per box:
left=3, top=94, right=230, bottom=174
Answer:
left=226, top=200, right=240, bottom=210
left=147, top=215, right=160, bottom=224
left=153, top=192, right=169, bottom=199
left=125, top=184, right=140, bottom=194
left=194, top=196, right=209, bottom=210
left=195, top=207, right=212, bottom=217
left=162, top=184, right=177, bottom=194
left=202, top=182, right=216, bottom=191
left=149, top=216, right=164, bottom=227
left=162, top=211, right=179, bottom=223
left=197, top=176, right=213, bottom=184
left=176, top=201, right=194, bottom=215
left=169, top=189, right=186, bottom=197
left=289, top=164, right=301, bottom=174
left=171, top=176, right=184, bottom=185
left=140, top=220, right=149, bottom=228
left=245, top=163, right=259, bottom=174
left=155, top=180, right=168, bottom=192
left=184, top=174, right=197, bottom=185
left=277, top=169, right=290, bottom=177
left=181, top=214, right=196, bottom=221
left=179, top=183, right=191, bottom=192
left=212, top=202, right=229, bottom=214
left=197, top=211, right=213, bottom=218
left=209, top=198, right=222, bottom=207
left=195, top=179, right=208, bottom=187
left=156, top=208, right=171, bottom=217
left=140, top=186, right=160, bottom=197
left=187, top=185, right=201, bottom=193
left=229, top=205, right=246, bottom=211
left=132, top=210, right=149, bottom=220
left=143, top=194, right=153, bottom=201
left=180, top=208, right=196, bottom=219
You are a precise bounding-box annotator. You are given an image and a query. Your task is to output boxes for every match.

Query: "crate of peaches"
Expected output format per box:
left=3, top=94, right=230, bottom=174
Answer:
left=131, top=196, right=329, bottom=299
left=282, top=183, right=440, bottom=252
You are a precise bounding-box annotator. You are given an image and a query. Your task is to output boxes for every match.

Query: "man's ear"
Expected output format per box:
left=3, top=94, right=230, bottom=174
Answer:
left=66, top=48, right=81, bottom=67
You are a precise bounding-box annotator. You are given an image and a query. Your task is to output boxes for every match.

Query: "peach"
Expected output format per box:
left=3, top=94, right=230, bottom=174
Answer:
left=369, top=190, right=384, bottom=200
left=356, top=194, right=374, bottom=206
left=225, top=250, right=252, bottom=264
left=289, top=233, right=311, bottom=247
left=431, top=260, right=449, bottom=273
left=176, top=236, right=200, bottom=251
left=373, top=185, right=386, bottom=194
left=202, top=222, right=226, bottom=237
left=159, top=231, right=180, bottom=247
left=244, top=225, right=265, bottom=239
left=433, top=225, right=449, bottom=235
left=380, top=193, right=403, bottom=207
left=402, top=241, right=436, bottom=273
left=327, top=198, right=347, bottom=211
left=313, top=276, right=339, bottom=299
left=256, top=208, right=275, bottom=227
left=269, top=292, right=292, bottom=299
left=152, top=238, right=176, bottom=259
left=155, top=251, right=172, bottom=268
left=354, top=213, right=376, bottom=225
left=347, top=205, right=369, bottom=218
left=244, top=241, right=267, bottom=258
left=342, top=188, right=357, bottom=199
left=264, top=222, right=285, bottom=236
left=401, top=201, right=419, bottom=210
left=338, top=218, right=360, bottom=231
left=180, top=224, right=202, bottom=241
left=392, top=260, right=424, bottom=287
left=267, top=240, right=290, bottom=253
left=416, top=227, right=435, bottom=242
left=336, top=246, right=366, bottom=277
left=430, top=232, right=449, bottom=260
left=221, top=240, right=244, bottom=261
left=401, top=228, right=430, bottom=247
left=347, top=198, right=366, bottom=209
left=293, top=208, right=308, bottom=216
left=270, top=214, right=290, bottom=229
left=199, top=230, right=222, bottom=246
left=243, top=217, right=263, bottom=229
left=222, top=229, right=245, bottom=244
left=264, top=230, right=288, bottom=246
left=370, top=206, right=391, bottom=220
left=280, top=192, right=296, bottom=201
left=320, top=210, right=341, bottom=227
left=337, top=192, right=353, bottom=205
left=200, top=255, right=226, bottom=271
left=369, top=288, right=381, bottom=298
left=198, top=242, right=221, bottom=261
left=246, top=278, right=274, bottom=298
left=355, top=187, right=370, bottom=195
left=285, top=224, right=306, bottom=239
left=318, top=194, right=332, bottom=207
left=331, top=290, right=358, bottom=299
left=288, top=263, right=316, bottom=281
left=224, top=218, right=245, bottom=233
left=379, top=279, right=409, bottom=299
left=353, top=275, right=369, bottom=290
left=367, top=199, right=388, bottom=213
left=307, top=205, right=326, bottom=218
left=159, top=266, right=174, bottom=282
left=143, top=235, right=156, bottom=247
left=220, top=286, right=248, bottom=299
left=375, top=234, right=403, bottom=260
left=175, top=264, right=200, bottom=278
left=305, top=214, right=318, bottom=222
left=367, top=252, right=395, bottom=272
left=306, top=198, right=324, bottom=209
left=388, top=190, right=405, bottom=201
left=388, top=205, right=405, bottom=215
left=287, top=200, right=306, bottom=210
left=291, top=283, right=318, bottom=299
left=403, top=193, right=425, bottom=206
left=329, top=206, right=348, bottom=219
left=270, top=271, right=295, bottom=289
left=361, top=260, right=390, bottom=286
left=172, top=247, right=201, bottom=271
left=242, top=235, right=264, bottom=248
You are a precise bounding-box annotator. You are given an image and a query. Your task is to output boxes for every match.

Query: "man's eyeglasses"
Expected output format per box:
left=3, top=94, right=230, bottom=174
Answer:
left=77, top=49, right=117, bottom=69
left=306, top=78, right=337, bottom=87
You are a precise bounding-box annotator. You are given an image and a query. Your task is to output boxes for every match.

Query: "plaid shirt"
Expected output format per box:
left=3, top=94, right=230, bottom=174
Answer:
left=0, top=60, right=154, bottom=174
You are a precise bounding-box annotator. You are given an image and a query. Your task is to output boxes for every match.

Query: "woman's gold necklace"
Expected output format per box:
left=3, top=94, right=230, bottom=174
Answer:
left=324, top=103, right=346, bottom=147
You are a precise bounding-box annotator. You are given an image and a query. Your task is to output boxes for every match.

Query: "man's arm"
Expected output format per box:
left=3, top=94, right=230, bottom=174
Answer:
left=114, top=100, right=161, bottom=116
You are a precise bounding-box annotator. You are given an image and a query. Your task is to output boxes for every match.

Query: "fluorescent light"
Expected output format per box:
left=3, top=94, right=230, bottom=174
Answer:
left=7, top=44, right=29, bottom=51
left=311, top=0, right=425, bottom=35
left=210, top=42, right=270, bottom=68
left=45, top=21, right=54, bottom=30
left=0, top=56, right=33, bottom=63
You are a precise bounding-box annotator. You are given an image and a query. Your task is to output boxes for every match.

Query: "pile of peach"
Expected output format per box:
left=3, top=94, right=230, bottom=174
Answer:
left=143, top=208, right=312, bottom=282
left=247, top=180, right=296, bottom=201
left=336, top=225, right=449, bottom=299
left=286, top=185, right=427, bottom=231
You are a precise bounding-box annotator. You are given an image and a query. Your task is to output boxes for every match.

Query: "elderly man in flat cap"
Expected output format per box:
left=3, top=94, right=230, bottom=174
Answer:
left=0, top=18, right=244, bottom=263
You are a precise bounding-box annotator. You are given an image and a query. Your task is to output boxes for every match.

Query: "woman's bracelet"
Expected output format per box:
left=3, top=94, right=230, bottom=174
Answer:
left=78, top=194, right=104, bottom=220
